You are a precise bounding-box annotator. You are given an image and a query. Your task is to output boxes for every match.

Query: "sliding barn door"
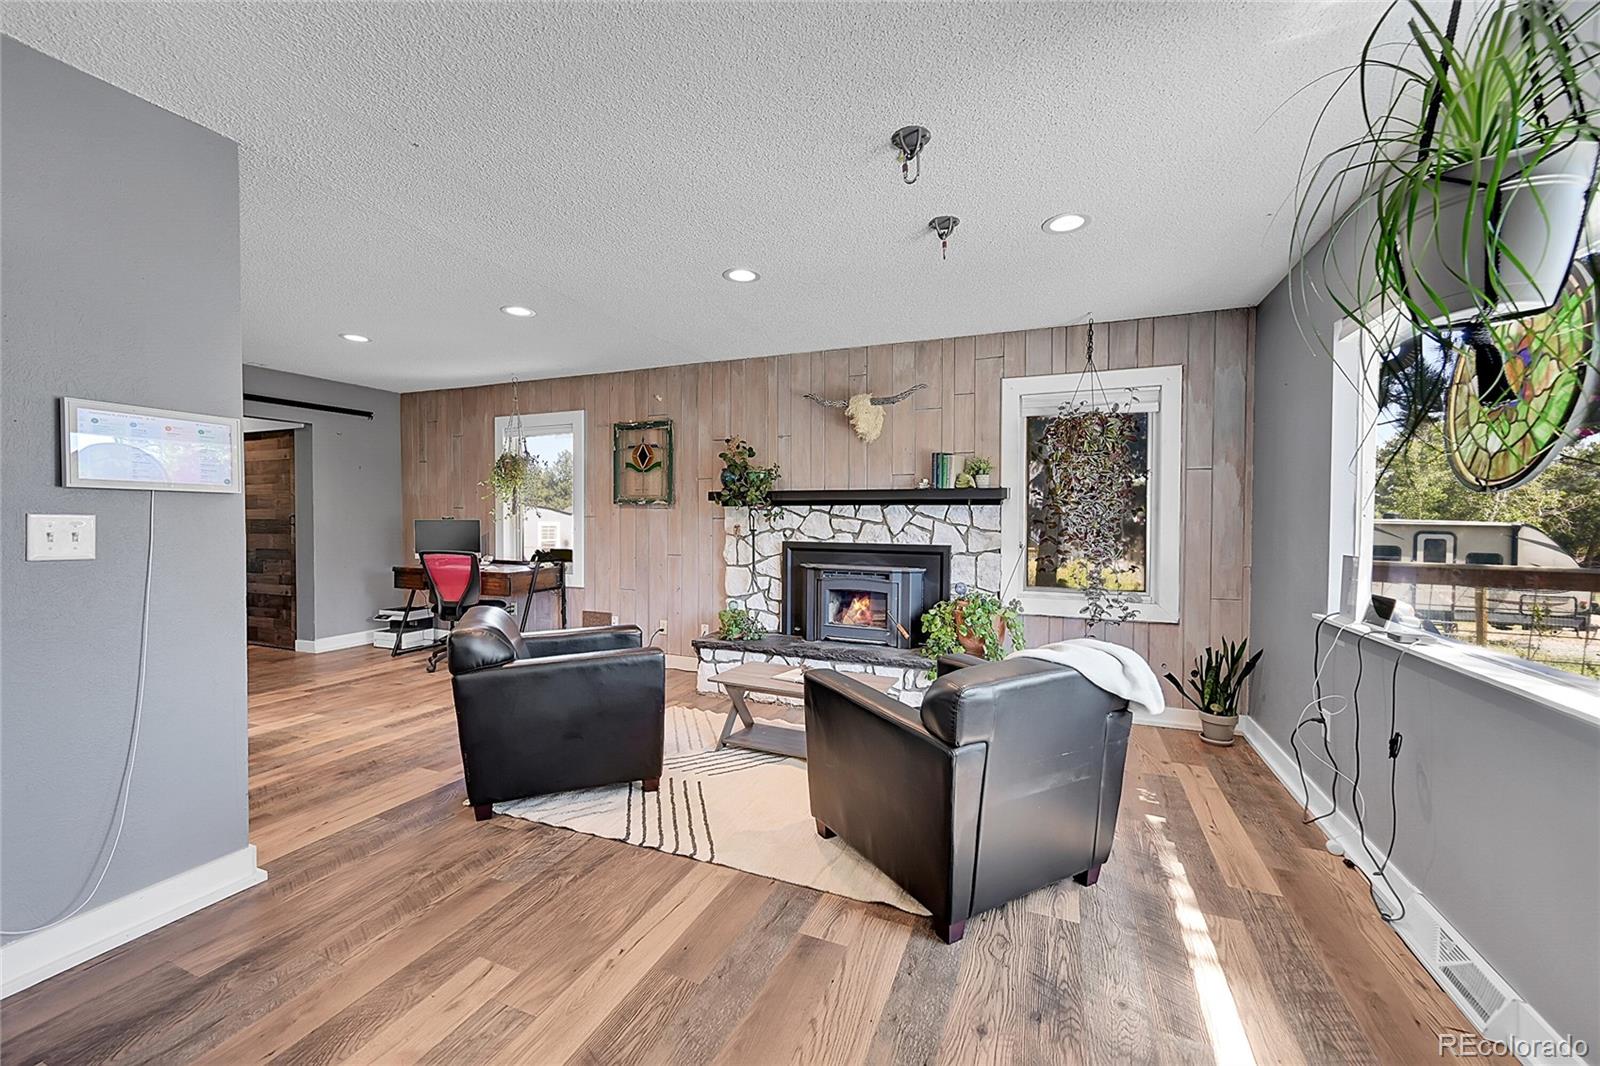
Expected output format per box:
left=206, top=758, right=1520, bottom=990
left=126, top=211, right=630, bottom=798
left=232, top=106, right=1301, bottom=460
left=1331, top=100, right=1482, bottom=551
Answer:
left=245, top=430, right=297, bottom=649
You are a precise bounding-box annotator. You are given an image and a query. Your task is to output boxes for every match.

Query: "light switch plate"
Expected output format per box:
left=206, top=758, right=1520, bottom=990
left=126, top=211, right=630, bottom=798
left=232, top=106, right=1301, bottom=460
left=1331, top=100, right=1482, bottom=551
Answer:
left=27, top=514, right=96, bottom=560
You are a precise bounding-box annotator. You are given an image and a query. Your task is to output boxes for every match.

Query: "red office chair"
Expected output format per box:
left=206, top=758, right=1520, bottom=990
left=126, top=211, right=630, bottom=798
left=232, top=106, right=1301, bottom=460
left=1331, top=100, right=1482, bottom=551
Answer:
left=419, top=551, right=482, bottom=673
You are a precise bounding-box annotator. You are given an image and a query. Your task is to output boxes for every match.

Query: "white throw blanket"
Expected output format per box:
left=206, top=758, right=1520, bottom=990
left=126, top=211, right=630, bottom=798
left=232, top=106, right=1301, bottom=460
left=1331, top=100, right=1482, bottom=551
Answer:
left=1011, top=639, right=1166, bottom=717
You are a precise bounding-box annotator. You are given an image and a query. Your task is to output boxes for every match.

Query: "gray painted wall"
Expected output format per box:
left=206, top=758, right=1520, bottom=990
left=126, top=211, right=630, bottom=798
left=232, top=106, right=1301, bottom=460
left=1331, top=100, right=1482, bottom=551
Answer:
left=1, top=38, right=249, bottom=932
left=244, top=367, right=401, bottom=641
left=1252, top=257, right=1600, bottom=1053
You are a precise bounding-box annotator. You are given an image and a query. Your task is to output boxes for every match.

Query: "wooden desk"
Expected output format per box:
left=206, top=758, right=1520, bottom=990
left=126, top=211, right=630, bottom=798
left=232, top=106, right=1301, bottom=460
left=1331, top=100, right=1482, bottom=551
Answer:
left=389, top=561, right=566, bottom=656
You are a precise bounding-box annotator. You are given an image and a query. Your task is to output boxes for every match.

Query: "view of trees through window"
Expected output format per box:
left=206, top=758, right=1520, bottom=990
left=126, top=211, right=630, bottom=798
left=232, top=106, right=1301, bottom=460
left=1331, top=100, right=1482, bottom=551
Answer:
left=1374, top=333, right=1600, bottom=679
left=512, top=431, right=575, bottom=555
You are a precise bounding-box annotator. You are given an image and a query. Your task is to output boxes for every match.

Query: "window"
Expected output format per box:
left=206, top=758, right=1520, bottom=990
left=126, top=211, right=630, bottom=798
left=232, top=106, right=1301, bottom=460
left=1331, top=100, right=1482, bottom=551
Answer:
left=1001, top=366, right=1183, bottom=622
left=1333, top=299, right=1600, bottom=681
left=1419, top=535, right=1452, bottom=564
left=492, top=410, right=585, bottom=587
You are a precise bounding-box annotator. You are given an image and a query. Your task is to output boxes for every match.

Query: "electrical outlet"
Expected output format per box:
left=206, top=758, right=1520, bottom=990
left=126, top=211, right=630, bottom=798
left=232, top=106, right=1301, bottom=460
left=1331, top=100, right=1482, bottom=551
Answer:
left=659, top=618, right=669, bottom=635
left=27, top=514, right=96, bottom=560
left=700, top=623, right=710, bottom=637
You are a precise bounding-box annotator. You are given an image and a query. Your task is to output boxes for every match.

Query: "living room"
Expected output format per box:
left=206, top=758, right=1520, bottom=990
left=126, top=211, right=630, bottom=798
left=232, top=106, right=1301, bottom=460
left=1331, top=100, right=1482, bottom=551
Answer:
left=3, top=3, right=1598, bottom=1064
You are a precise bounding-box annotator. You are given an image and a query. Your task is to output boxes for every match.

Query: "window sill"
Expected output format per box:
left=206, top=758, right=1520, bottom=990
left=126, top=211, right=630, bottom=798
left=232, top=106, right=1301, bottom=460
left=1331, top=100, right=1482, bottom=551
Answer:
left=1314, top=613, right=1600, bottom=727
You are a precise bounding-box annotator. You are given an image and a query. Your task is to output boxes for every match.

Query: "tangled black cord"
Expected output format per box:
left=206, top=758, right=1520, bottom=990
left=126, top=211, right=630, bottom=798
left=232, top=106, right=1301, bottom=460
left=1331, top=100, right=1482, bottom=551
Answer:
left=1292, top=616, right=1408, bottom=923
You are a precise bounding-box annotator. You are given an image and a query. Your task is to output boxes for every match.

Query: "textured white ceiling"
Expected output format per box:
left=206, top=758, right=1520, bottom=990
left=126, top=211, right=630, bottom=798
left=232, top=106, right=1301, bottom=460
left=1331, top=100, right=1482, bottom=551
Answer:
left=5, top=2, right=1401, bottom=392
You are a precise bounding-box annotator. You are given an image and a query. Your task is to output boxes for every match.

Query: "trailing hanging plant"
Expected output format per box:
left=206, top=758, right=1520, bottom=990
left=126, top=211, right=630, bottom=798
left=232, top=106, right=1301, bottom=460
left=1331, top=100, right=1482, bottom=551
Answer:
left=919, top=590, right=1025, bottom=677
left=482, top=375, right=538, bottom=521
left=1038, top=402, right=1140, bottom=627
left=716, top=604, right=767, bottom=641
left=1027, top=321, right=1141, bottom=626
left=715, top=437, right=781, bottom=510
left=1163, top=638, right=1264, bottom=718
left=481, top=449, right=536, bottom=519
left=1292, top=0, right=1600, bottom=365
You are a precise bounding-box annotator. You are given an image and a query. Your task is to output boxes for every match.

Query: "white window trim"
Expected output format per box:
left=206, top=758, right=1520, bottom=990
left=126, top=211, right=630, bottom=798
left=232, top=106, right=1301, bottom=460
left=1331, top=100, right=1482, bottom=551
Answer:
left=1000, top=365, right=1183, bottom=623
left=492, top=410, right=586, bottom=588
left=1329, top=320, right=1383, bottom=616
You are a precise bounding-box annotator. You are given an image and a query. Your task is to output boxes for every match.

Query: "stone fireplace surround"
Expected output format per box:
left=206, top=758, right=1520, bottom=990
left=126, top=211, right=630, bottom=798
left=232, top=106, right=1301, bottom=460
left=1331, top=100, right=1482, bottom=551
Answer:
left=695, top=499, right=1003, bottom=707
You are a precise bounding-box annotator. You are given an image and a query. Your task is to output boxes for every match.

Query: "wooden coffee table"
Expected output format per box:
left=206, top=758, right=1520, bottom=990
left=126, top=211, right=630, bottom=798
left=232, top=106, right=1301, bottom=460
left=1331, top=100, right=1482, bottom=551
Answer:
left=707, top=662, right=899, bottom=759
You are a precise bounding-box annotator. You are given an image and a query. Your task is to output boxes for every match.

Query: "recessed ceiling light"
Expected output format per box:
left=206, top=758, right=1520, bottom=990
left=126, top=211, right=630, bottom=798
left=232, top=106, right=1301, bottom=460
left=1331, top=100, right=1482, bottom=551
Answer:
left=501, top=305, right=535, bottom=317
left=722, top=268, right=760, bottom=283
left=339, top=333, right=371, bottom=343
left=1042, top=213, right=1088, bottom=234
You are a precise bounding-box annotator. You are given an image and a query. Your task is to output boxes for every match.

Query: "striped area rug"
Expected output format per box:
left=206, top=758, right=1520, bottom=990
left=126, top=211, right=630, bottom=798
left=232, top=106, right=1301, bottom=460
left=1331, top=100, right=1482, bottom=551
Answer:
left=495, top=705, right=928, bottom=914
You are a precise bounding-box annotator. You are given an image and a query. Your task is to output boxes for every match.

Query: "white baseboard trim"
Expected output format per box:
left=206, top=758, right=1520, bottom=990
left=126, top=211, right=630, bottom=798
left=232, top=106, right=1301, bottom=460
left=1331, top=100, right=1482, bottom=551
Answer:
left=1135, top=706, right=1198, bottom=730
left=294, top=630, right=383, bottom=654
left=1, top=845, right=266, bottom=999
left=1238, top=718, right=1580, bottom=1065
left=665, top=654, right=697, bottom=672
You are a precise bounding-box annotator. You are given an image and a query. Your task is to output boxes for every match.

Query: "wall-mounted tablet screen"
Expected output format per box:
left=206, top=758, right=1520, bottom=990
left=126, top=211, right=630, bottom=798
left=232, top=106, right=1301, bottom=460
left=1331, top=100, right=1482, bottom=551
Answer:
left=61, top=397, right=242, bottom=493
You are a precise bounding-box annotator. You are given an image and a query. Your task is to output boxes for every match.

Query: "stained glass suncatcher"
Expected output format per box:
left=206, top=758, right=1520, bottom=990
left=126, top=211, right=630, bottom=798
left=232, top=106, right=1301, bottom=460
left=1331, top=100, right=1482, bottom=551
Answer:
left=1442, top=258, right=1600, bottom=492
left=612, top=419, right=674, bottom=506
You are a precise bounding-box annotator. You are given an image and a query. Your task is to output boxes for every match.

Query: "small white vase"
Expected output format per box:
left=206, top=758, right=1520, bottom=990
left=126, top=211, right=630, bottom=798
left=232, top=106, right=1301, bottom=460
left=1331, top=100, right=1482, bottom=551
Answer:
left=1198, top=709, right=1238, bottom=746
left=974, top=474, right=992, bottom=489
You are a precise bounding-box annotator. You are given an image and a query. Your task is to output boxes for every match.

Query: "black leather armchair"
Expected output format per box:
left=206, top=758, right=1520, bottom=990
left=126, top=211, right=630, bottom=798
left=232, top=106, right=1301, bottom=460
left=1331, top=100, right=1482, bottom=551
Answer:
left=446, top=605, right=664, bottom=820
left=804, top=652, right=1132, bottom=943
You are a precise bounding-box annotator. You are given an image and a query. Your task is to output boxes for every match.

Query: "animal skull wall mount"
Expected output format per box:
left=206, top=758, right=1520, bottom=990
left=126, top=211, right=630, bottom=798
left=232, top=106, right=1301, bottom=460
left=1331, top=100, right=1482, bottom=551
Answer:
left=804, top=383, right=928, bottom=443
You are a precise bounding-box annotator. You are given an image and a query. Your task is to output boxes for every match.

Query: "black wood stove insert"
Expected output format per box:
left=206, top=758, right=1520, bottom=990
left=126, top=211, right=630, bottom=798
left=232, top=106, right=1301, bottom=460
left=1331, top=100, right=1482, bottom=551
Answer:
left=781, top=542, right=951, bottom=649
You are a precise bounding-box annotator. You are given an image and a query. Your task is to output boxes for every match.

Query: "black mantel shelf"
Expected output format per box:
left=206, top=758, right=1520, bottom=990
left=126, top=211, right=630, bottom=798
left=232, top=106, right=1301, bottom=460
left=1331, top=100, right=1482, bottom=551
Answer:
left=707, top=487, right=1008, bottom=506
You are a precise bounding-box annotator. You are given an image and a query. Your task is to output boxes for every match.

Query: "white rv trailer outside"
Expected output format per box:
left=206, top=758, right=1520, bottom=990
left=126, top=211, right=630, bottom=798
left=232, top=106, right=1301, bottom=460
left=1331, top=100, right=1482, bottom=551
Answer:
left=1373, top=519, right=1592, bottom=631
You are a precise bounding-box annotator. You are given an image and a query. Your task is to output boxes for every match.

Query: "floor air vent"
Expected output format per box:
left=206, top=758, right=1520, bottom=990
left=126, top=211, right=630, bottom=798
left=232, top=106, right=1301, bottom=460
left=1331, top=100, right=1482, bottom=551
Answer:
left=1437, top=927, right=1506, bottom=1023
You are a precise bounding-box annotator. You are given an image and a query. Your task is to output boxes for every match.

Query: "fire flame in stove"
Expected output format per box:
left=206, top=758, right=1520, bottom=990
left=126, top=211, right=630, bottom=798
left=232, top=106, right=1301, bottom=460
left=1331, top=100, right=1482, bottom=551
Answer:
left=837, top=592, right=878, bottom=627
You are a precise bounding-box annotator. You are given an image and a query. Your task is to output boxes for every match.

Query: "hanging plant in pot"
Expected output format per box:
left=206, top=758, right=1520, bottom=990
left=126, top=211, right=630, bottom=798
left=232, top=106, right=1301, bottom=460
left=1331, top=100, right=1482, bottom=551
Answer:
left=1294, top=0, right=1600, bottom=361
left=1038, top=370, right=1141, bottom=629
left=482, top=449, right=536, bottom=519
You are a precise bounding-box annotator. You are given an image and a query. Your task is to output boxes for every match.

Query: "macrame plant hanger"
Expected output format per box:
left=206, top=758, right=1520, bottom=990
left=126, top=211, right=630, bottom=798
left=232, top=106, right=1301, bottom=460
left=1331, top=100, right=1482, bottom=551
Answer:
left=509, top=374, right=526, bottom=453
left=509, top=375, right=528, bottom=551
left=1064, top=318, right=1114, bottom=413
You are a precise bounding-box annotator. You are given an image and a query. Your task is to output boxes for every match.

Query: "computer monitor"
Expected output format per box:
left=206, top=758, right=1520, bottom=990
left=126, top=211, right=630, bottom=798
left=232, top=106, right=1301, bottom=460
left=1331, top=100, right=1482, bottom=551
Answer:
left=415, top=518, right=481, bottom=554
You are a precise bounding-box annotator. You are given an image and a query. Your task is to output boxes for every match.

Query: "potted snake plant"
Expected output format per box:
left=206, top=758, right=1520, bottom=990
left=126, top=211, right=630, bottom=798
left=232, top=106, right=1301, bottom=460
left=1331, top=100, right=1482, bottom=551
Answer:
left=1164, top=638, right=1264, bottom=747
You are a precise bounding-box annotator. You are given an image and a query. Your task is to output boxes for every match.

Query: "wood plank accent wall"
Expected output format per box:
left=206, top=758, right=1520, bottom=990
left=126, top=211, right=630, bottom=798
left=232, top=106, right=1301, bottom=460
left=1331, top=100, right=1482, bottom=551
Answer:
left=401, top=309, right=1254, bottom=703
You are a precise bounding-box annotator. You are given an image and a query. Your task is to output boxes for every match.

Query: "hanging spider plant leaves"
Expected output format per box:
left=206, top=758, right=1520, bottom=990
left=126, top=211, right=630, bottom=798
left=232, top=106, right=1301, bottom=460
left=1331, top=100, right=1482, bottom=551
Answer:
left=1293, top=0, right=1600, bottom=358
left=1441, top=255, right=1600, bottom=490
left=1389, top=138, right=1598, bottom=331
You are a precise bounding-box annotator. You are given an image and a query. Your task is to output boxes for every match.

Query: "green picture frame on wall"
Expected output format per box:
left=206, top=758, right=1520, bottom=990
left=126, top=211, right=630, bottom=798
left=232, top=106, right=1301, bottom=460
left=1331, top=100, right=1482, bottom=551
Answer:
left=613, top=418, right=675, bottom=506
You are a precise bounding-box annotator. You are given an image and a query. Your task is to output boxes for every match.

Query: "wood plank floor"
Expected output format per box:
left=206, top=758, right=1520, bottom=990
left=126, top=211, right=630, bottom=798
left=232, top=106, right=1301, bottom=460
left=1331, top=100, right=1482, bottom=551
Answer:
left=1, top=646, right=1500, bottom=1065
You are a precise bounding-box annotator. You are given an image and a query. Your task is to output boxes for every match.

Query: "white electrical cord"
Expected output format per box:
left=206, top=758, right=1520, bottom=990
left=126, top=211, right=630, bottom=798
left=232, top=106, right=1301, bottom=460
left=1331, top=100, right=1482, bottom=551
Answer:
left=1292, top=619, right=1371, bottom=819
left=2, top=490, right=154, bottom=936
